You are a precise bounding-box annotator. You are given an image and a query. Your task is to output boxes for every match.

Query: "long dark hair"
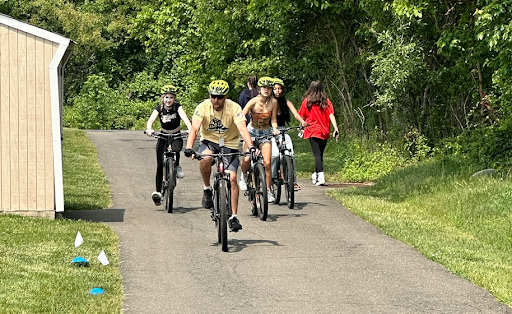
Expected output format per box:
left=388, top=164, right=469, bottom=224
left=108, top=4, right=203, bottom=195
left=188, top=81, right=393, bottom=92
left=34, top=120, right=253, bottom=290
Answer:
left=304, top=80, right=328, bottom=110
left=277, top=96, right=291, bottom=125
left=248, top=75, right=258, bottom=98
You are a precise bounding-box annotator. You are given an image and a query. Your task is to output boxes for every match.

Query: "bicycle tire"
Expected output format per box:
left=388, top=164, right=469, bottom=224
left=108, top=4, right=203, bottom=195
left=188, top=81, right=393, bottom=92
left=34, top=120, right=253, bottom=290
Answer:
left=218, top=179, right=229, bottom=252
left=248, top=169, right=258, bottom=216
left=254, top=163, right=268, bottom=221
left=282, top=155, right=294, bottom=209
left=272, top=166, right=281, bottom=205
left=165, top=157, right=175, bottom=213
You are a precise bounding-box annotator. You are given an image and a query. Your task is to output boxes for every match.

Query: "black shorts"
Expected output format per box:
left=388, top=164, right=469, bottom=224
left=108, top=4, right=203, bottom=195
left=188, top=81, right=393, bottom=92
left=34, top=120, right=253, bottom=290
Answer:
left=198, top=140, right=240, bottom=173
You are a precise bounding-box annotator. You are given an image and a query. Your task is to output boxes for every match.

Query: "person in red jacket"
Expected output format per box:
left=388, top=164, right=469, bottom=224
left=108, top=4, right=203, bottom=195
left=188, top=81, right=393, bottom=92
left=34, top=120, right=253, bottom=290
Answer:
left=298, top=80, right=339, bottom=186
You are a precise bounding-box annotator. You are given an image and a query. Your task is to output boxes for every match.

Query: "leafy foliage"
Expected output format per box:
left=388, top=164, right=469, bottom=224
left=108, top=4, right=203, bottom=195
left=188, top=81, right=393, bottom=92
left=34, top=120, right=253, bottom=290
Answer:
left=2, top=0, right=512, bottom=164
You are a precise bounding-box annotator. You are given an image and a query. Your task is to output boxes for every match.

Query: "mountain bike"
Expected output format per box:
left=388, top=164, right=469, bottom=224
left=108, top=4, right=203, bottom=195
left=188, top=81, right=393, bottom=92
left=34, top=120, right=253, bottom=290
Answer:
left=271, top=126, right=303, bottom=209
left=244, top=135, right=272, bottom=221
left=146, top=131, right=188, bottom=213
left=192, top=148, right=241, bottom=252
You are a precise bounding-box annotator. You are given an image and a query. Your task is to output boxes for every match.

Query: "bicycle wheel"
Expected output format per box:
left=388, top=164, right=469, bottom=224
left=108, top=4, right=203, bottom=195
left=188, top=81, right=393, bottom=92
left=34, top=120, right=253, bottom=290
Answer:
left=282, top=155, right=294, bottom=209
left=248, top=169, right=258, bottom=216
left=271, top=165, right=281, bottom=205
left=217, top=179, right=229, bottom=252
left=254, top=163, right=268, bottom=221
left=165, top=157, right=176, bottom=213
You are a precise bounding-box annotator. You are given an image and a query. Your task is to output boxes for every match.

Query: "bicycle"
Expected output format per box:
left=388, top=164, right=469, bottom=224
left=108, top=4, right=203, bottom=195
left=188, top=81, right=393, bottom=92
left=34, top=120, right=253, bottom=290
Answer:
left=191, top=147, right=242, bottom=252
left=244, top=134, right=273, bottom=221
left=271, top=126, right=304, bottom=209
left=145, top=131, right=188, bottom=213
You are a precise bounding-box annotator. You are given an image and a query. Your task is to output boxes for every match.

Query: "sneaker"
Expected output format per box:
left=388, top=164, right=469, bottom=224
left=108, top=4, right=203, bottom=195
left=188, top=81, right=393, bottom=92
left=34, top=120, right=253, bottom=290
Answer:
left=316, top=172, right=325, bottom=186
left=267, top=190, right=276, bottom=203
left=228, top=216, right=242, bottom=232
left=202, top=188, right=213, bottom=209
left=294, top=183, right=301, bottom=191
left=311, top=172, right=317, bottom=185
left=210, top=209, right=215, bottom=221
left=176, top=165, right=185, bottom=178
left=239, top=174, right=248, bottom=191
left=151, top=191, right=162, bottom=206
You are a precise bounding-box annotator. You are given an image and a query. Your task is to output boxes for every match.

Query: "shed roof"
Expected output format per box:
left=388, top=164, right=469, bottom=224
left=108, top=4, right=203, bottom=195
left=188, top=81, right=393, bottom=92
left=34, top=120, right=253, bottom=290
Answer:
left=0, top=13, right=72, bottom=45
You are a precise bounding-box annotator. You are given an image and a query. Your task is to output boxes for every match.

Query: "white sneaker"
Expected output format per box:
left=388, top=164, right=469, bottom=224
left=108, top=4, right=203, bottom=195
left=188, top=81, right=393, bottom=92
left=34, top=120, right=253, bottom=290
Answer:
left=151, top=191, right=162, bottom=206
left=311, top=172, right=317, bottom=185
left=316, top=172, right=325, bottom=186
left=267, top=190, right=276, bottom=203
left=176, top=165, right=185, bottom=178
left=239, top=174, right=248, bottom=191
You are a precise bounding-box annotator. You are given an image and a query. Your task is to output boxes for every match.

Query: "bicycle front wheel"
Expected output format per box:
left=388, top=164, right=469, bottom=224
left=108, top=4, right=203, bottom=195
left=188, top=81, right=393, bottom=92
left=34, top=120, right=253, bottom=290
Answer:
left=217, top=179, right=229, bottom=252
left=282, top=155, right=294, bottom=209
left=254, top=163, right=268, bottom=221
left=165, top=157, right=176, bottom=213
left=271, top=166, right=281, bottom=205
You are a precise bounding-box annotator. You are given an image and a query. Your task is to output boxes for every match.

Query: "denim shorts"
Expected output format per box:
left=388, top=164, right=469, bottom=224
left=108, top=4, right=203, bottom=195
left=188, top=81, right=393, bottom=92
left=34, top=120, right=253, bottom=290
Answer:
left=247, top=125, right=272, bottom=147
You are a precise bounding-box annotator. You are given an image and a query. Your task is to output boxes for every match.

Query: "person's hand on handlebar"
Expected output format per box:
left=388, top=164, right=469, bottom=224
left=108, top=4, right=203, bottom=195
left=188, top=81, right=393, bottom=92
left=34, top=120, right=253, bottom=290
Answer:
left=145, top=129, right=154, bottom=137
left=184, top=148, right=195, bottom=158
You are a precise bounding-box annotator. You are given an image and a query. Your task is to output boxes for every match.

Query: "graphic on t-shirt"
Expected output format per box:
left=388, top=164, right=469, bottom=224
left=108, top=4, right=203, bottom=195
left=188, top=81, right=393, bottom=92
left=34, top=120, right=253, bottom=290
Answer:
left=207, top=118, right=229, bottom=133
left=161, top=113, right=177, bottom=123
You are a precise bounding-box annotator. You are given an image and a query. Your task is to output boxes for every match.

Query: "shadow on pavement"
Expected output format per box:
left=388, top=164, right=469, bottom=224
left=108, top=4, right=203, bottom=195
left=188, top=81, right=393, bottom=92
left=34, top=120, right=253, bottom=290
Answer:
left=63, top=208, right=125, bottom=222
left=221, top=239, right=282, bottom=253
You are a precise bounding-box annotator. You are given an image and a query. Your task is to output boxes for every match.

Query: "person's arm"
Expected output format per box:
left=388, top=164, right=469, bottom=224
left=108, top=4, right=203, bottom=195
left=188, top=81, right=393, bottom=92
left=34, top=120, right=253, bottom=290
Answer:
left=146, top=109, right=159, bottom=136
left=236, top=120, right=254, bottom=148
left=329, top=113, right=339, bottom=132
left=287, top=100, right=307, bottom=127
left=271, top=99, right=279, bottom=135
left=177, top=106, right=192, bottom=131
left=186, top=117, right=201, bottom=150
left=242, top=98, right=256, bottom=117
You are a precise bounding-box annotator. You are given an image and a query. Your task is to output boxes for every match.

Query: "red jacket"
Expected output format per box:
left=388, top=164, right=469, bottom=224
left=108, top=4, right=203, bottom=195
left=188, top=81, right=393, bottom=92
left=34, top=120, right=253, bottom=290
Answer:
left=298, top=98, right=334, bottom=140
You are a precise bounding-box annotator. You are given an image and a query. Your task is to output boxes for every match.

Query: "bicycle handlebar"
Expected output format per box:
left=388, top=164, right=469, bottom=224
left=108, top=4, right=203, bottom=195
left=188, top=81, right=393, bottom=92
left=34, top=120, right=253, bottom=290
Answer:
left=144, top=131, right=189, bottom=140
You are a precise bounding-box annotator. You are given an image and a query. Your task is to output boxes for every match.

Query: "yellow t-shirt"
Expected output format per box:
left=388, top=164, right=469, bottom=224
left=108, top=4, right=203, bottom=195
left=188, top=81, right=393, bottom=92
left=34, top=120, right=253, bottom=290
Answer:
left=192, top=99, right=246, bottom=149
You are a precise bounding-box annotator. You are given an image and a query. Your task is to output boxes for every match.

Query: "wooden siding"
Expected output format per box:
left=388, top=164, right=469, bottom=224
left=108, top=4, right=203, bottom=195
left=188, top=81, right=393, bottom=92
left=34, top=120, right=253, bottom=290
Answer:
left=0, top=24, right=58, bottom=215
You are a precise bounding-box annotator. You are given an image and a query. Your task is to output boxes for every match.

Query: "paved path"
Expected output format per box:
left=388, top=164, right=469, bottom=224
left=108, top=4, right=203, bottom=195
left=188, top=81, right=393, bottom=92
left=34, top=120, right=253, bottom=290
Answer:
left=72, top=130, right=510, bottom=313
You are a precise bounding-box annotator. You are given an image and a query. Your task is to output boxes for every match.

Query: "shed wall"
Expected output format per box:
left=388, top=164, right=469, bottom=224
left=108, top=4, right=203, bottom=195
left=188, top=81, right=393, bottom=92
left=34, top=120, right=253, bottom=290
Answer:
left=0, top=24, right=58, bottom=216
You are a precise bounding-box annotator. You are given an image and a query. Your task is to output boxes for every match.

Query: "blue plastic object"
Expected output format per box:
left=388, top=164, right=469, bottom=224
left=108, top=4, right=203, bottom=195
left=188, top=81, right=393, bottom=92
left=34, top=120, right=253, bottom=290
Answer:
left=71, top=256, right=90, bottom=267
left=89, top=288, right=104, bottom=295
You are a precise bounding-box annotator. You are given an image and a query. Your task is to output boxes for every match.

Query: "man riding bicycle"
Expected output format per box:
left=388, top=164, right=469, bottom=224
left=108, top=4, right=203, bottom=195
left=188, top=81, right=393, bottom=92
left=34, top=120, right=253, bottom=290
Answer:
left=184, top=80, right=254, bottom=232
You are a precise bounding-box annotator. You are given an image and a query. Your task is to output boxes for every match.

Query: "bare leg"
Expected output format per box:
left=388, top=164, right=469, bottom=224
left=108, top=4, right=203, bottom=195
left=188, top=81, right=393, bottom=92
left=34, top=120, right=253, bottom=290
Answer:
left=260, top=142, right=273, bottom=189
left=199, top=149, right=213, bottom=187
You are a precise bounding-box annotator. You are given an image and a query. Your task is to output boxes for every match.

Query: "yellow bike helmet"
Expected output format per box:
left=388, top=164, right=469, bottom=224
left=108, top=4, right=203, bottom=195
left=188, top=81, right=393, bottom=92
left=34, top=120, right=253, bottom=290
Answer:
left=273, top=78, right=284, bottom=87
left=208, top=80, right=230, bottom=95
left=258, top=76, right=274, bottom=88
left=161, top=84, right=177, bottom=95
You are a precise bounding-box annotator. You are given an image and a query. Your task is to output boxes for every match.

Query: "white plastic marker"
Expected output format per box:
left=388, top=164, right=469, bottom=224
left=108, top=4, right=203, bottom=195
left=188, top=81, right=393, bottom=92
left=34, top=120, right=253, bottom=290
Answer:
left=74, top=231, right=84, bottom=248
left=97, top=250, right=109, bottom=265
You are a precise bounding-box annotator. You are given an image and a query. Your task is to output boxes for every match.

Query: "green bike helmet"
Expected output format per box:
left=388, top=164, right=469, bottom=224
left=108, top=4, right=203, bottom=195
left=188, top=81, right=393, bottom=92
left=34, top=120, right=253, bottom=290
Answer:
left=273, top=78, right=284, bottom=87
left=161, top=84, right=177, bottom=95
left=258, top=76, right=275, bottom=88
left=208, top=80, right=230, bottom=95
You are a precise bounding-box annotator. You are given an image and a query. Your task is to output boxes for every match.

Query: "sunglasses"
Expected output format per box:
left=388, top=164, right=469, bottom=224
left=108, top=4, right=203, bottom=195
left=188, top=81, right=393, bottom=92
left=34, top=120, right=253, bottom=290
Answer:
left=211, top=95, right=225, bottom=99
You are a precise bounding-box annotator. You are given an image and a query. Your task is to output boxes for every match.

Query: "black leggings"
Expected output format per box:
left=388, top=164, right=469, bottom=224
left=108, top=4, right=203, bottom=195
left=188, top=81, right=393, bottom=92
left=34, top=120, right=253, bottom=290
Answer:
left=156, top=137, right=183, bottom=192
left=309, top=137, right=327, bottom=173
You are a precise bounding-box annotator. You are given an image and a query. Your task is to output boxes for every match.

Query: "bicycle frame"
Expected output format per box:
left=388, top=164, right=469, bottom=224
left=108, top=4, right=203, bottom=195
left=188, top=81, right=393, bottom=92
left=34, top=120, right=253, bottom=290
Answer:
left=147, top=131, right=188, bottom=213
left=272, top=126, right=303, bottom=209
left=194, top=148, right=240, bottom=252
left=245, top=134, right=273, bottom=221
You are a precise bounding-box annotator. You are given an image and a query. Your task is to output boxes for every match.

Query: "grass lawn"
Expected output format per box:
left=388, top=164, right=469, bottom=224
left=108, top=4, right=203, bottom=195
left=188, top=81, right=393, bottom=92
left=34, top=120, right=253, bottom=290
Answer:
left=0, top=128, right=122, bottom=313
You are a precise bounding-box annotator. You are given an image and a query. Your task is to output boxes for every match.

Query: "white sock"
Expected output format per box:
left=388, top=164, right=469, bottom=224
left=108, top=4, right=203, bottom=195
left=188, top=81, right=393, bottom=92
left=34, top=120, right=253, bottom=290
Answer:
left=204, top=185, right=212, bottom=190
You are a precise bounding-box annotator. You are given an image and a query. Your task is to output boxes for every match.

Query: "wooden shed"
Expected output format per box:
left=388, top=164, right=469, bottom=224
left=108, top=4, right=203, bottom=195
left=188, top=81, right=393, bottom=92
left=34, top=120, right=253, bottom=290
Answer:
left=0, top=14, right=73, bottom=218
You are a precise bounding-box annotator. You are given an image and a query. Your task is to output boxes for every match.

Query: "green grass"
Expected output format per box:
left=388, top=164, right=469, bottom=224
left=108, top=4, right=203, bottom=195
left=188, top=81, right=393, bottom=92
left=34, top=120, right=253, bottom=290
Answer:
left=0, top=128, right=122, bottom=313
left=326, top=156, right=512, bottom=306
left=63, top=128, right=112, bottom=210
